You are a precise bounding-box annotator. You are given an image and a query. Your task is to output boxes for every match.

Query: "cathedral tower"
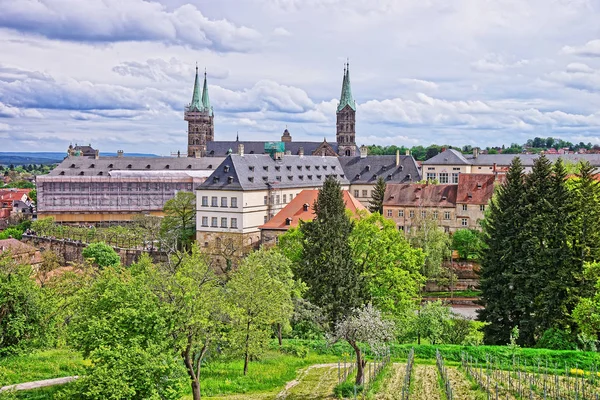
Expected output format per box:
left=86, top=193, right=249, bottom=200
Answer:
left=336, top=62, right=357, bottom=156
left=185, top=67, right=214, bottom=157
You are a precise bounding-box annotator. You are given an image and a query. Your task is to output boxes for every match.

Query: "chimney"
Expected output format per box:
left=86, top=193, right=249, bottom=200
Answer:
left=94, top=149, right=99, bottom=160
left=299, top=147, right=304, bottom=157
left=360, top=145, right=368, bottom=158
left=473, top=147, right=479, bottom=158
left=405, top=149, right=410, bottom=156
left=177, top=150, right=181, bottom=158
left=396, top=149, right=400, bottom=166
left=238, top=143, right=244, bottom=156
left=441, top=147, right=447, bottom=152
left=117, top=150, right=124, bottom=158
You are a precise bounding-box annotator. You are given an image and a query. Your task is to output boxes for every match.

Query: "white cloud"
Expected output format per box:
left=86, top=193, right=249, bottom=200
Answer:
left=0, top=0, right=262, bottom=51
left=562, top=39, right=600, bottom=57
left=272, top=27, right=291, bottom=36
left=471, top=54, right=529, bottom=72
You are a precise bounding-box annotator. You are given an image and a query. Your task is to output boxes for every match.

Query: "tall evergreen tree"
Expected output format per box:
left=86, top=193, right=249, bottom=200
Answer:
left=368, top=177, right=386, bottom=214
left=479, top=158, right=527, bottom=344
left=518, top=155, right=554, bottom=345
left=297, top=176, right=365, bottom=328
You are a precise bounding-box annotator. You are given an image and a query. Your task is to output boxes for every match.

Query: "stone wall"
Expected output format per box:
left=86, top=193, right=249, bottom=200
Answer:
left=22, top=235, right=168, bottom=266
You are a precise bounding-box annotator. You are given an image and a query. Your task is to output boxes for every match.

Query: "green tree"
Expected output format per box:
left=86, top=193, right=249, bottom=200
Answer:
left=0, top=227, right=23, bottom=240
left=452, top=229, right=482, bottom=260
left=368, top=177, right=386, bottom=214
left=148, top=248, right=223, bottom=400
left=227, top=248, right=294, bottom=375
left=573, top=262, right=600, bottom=340
left=28, top=189, right=37, bottom=204
left=0, top=253, right=45, bottom=355
left=479, top=158, right=527, bottom=344
left=414, top=300, right=451, bottom=345
left=66, top=262, right=185, bottom=399
left=82, top=242, right=120, bottom=269
left=407, top=214, right=451, bottom=281
left=350, top=212, right=424, bottom=318
left=161, top=191, right=196, bottom=252
left=296, top=176, right=364, bottom=327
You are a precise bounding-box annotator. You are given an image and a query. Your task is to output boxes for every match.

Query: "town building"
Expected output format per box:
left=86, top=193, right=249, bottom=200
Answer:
left=422, top=148, right=600, bottom=178
left=383, top=173, right=502, bottom=233
left=259, top=189, right=366, bottom=246
left=36, top=149, right=222, bottom=223
left=0, top=188, right=33, bottom=229
left=196, top=151, right=349, bottom=257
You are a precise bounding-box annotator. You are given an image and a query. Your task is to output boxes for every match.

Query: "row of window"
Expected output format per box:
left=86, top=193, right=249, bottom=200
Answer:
left=397, top=218, right=470, bottom=232
left=49, top=196, right=165, bottom=207
left=201, top=216, right=238, bottom=229
left=43, top=183, right=192, bottom=192
left=425, top=172, right=460, bottom=184
left=264, top=193, right=295, bottom=205
left=201, top=196, right=238, bottom=208
left=353, top=189, right=371, bottom=198
left=248, top=164, right=336, bottom=172
left=385, top=205, right=485, bottom=219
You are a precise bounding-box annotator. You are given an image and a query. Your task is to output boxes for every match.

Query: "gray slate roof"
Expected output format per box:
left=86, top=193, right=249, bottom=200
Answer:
left=49, top=156, right=224, bottom=176
left=422, top=149, right=600, bottom=167
left=338, top=155, right=422, bottom=184
left=422, top=149, right=470, bottom=165
left=200, top=154, right=349, bottom=191
left=206, top=140, right=344, bottom=157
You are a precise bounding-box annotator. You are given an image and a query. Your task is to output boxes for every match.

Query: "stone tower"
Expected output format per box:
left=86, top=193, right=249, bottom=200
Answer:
left=336, top=62, right=357, bottom=157
left=185, top=66, right=214, bottom=157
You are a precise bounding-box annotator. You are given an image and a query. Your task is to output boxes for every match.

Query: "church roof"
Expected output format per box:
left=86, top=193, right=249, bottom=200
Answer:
left=189, top=66, right=202, bottom=112
left=205, top=140, right=342, bottom=157
left=201, top=70, right=212, bottom=116
left=338, top=62, right=356, bottom=112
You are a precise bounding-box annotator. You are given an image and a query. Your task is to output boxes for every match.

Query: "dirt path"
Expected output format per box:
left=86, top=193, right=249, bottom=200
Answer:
left=278, top=363, right=345, bottom=400
left=0, top=376, right=79, bottom=393
left=445, top=367, right=488, bottom=400
left=374, top=363, right=406, bottom=400
left=411, top=365, right=442, bottom=400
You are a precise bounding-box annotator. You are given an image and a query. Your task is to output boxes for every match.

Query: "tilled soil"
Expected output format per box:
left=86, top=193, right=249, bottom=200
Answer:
left=278, top=363, right=347, bottom=400
left=374, top=363, right=406, bottom=400
left=410, top=365, right=442, bottom=400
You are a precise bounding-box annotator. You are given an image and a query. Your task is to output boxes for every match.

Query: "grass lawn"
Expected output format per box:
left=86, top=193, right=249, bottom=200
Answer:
left=0, top=349, right=87, bottom=387
left=184, top=350, right=338, bottom=399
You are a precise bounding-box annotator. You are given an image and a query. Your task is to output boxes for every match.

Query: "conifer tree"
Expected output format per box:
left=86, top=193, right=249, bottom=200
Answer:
left=368, top=177, right=386, bottom=214
left=478, top=158, right=526, bottom=344
left=297, top=176, right=365, bottom=328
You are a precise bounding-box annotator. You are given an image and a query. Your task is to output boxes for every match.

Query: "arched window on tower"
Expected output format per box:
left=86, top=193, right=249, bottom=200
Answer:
left=345, top=149, right=351, bottom=156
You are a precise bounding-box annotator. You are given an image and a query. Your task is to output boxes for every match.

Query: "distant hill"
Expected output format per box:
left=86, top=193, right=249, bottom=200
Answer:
left=0, top=152, right=159, bottom=166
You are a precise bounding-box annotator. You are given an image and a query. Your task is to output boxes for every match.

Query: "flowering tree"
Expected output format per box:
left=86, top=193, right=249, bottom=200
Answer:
left=330, top=304, right=395, bottom=385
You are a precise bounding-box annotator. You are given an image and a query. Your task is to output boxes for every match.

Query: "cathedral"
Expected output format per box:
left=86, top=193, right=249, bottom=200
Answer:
left=184, top=63, right=358, bottom=158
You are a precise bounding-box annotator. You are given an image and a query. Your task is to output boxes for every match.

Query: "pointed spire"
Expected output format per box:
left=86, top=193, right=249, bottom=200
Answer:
left=189, top=64, right=202, bottom=111
left=201, top=69, right=213, bottom=116
left=338, top=60, right=356, bottom=112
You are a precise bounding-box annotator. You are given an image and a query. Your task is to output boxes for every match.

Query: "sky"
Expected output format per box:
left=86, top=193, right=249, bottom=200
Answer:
left=1, top=0, right=600, bottom=154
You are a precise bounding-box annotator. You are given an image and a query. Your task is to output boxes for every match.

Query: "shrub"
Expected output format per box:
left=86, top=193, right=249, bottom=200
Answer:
left=82, top=242, right=120, bottom=269
left=536, top=328, right=577, bottom=350
left=280, top=343, right=309, bottom=358
left=334, top=382, right=362, bottom=398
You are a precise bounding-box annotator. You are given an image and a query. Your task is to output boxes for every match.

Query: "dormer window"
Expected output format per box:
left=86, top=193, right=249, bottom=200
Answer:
left=70, top=164, right=75, bottom=168
left=249, top=166, right=255, bottom=172
left=323, top=166, right=328, bottom=170
left=288, top=176, right=293, bottom=180
left=227, top=176, right=234, bottom=183
left=317, top=175, right=322, bottom=179
left=79, top=171, right=84, bottom=175
left=477, top=183, right=482, bottom=189
left=208, top=164, right=213, bottom=169
left=127, top=164, right=132, bottom=169
left=306, top=165, right=311, bottom=170
left=187, top=165, right=192, bottom=169
left=98, top=172, right=103, bottom=176
left=366, top=165, right=371, bottom=171
left=262, top=176, right=268, bottom=181
left=90, top=164, right=95, bottom=168
left=332, top=166, right=336, bottom=170
left=286, top=166, right=292, bottom=171
left=387, top=174, right=393, bottom=180
left=315, top=166, right=320, bottom=170
left=442, top=196, right=447, bottom=200
left=372, top=174, right=377, bottom=180
left=285, top=217, right=292, bottom=226
left=224, top=166, right=230, bottom=173
left=248, top=177, right=254, bottom=182
left=299, top=175, right=304, bottom=180
left=355, top=174, right=361, bottom=179
left=275, top=166, right=281, bottom=171
left=165, top=165, right=170, bottom=169
left=297, top=166, right=302, bottom=170
left=468, top=193, right=473, bottom=198
left=303, top=203, right=309, bottom=212
left=263, top=166, right=268, bottom=171
left=276, top=176, right=282, bottom=181
left=308, top=175, right=313, bottom=180
left=59, top=171, right=65, bottom=175
left=146, top=164, right=151, bottom=169
left=213, top=177, right=219, bottom=183
left=399, top=165, right=404, bottom=171
left=340, top=174, right=345, bottom=178
left=108, top=163, right=113, bottom=168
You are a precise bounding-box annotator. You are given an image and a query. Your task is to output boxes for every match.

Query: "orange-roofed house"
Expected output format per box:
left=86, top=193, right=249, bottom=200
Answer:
left=259, top=189, right=367, bottom=246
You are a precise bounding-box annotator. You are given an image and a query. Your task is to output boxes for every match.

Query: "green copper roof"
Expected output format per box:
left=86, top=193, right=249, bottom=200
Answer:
left=201, top=70, right=213, bottom=116
left=189, top=66, right=202, bottom=111
left=337, top=63, right=356, bottom=112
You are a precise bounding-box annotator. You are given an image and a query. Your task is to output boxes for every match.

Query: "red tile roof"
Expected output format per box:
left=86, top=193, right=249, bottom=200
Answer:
left=259, top=189, right=367, bottom=231
left=456, top=174, right=504, bottom=205
left=383, top=183, right=457, bottom=208
left=0, top=189, right=31, bottom=203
